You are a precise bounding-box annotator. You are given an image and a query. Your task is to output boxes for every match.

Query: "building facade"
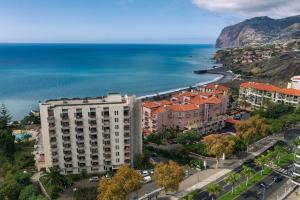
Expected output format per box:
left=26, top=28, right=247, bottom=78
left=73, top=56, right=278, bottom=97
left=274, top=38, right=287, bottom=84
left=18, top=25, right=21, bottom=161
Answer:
left=142, top=84, right=229, bottom=135
left=288, top=75, right=300, bottom=90
left=39, top=93, right=142, bottom=174
left=239, top=82, right=300, bottom=109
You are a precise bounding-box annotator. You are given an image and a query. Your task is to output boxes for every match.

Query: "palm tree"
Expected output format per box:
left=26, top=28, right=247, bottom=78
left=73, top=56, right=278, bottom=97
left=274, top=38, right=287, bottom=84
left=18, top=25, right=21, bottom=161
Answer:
left=225, top=172, right=241, bottom=194
left=44, top=167, right=67, bottom=189
left=255, top=155, right=268, bottom=175
left=242, top=166, right=255, bottom=186
left=206, top=182, right=222, bottom=200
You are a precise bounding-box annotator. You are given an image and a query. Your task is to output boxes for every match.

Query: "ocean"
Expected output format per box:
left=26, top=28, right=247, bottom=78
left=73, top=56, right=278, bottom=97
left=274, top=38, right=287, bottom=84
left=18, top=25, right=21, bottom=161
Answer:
left=0, top=44, right=219, bottom=120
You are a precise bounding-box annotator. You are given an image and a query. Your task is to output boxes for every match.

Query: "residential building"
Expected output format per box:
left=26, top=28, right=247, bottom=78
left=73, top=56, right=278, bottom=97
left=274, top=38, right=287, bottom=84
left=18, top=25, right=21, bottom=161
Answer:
left=142, top=84, right=229, bottom=135
left=288, top=75, right=300, bottom=90
left=39, top=93, right=142, bottom=174
left=239, top=82, right=300, bottom=109
left=293, top=138, right=300, bottom=185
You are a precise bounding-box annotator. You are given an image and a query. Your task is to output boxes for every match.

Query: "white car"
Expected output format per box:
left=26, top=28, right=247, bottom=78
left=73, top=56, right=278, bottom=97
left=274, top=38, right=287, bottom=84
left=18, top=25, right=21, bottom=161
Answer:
left=143, top=176, right=152, bottom=183
left=89, top=176, right=99, bottom=182
left=141, top=170, right=149, bottom=177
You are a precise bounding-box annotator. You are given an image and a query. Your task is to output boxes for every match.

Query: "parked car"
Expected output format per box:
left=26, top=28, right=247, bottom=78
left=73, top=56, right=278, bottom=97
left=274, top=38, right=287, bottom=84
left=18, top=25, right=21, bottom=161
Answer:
left=273, top=176, right=282, bottom=183
left=143, top=176, right=152, bottom=183
left=89, top=176, right=99, bottom=182
left=141, top=170, right=150, bottom=177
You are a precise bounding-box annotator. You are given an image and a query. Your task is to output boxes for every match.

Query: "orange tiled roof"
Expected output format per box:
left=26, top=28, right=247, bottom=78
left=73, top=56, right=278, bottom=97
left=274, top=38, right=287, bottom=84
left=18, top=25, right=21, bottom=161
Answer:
left=160, top=100, right=172, bottom=105
left=168, top=104, right=198, bottom=112
left=175, top=91, right=198, bottom=98
left=151, top=106, right=166, bottom=117
left=240, top=82, right=281, bottom=92
left=143, top=101, right=160, bottom=108
left=225, top=118, right=241, bottom=124
left=201, top=84, right=229, bottom=91
left=280, top=88, right=300, bottom=97
left=191, top=96, right=221, bottom=105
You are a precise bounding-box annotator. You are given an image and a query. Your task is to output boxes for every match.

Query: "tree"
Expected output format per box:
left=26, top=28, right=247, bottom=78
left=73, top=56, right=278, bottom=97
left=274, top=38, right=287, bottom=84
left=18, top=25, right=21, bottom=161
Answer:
left=235, top=115, right=270, bottom=151
left=18, top=185, right=38, bottom=200
left=206, top=182, right=222, bottom=200
left=154, top=160, right=185, bottom=192
left=97, top=165, right=143, bottom=200
left=189, top=159, right=204, bottom=170
left=225, top=172, right=241, bottom=193
left=0, top=129, right=15, bottom=160
left=13, top=172, right=31, bottom=186
left=0, top=104, right=12, bottom=129
left=202, top=134, right=235, bottom=168
left=176, top=131, right=200, bottom=145
left=0, top=179, right=22, bottom=200
left=44, top=167, right=67, bottom=189
left=241, top=166, right=255, bottom=186
left=255, top=155, right=268, bottom=175
left=273, top=145, right=288, bottom=165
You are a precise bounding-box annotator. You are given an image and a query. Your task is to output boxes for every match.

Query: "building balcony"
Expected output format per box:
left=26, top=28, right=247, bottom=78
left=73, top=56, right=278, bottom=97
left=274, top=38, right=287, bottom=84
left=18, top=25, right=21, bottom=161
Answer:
left=88, top=112, right=96, bottom=118
left=47, top=116, right=55, bottom=123
left=124, top=147, right=130, bottom=152
left=60, top=113, right=69, bottom=121
left=77, top=149, right=85, bottom=154
left=90, top=142, right=98, bottom=147
left=91, top=161, right=99, bottom=166
left=51, top=144, right=58, bottom=149
left=49, top=130, right=56, bottom=136
left=74, top=113, right=83, bottom=119
left=89, top=120, right=97, bottom=126
left=61, top=122, right=70, bottom=127
left=52, top=158, right=59, bottom=163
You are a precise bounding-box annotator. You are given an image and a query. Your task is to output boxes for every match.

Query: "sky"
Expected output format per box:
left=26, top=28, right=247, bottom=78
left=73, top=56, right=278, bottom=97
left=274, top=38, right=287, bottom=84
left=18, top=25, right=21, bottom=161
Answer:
left=0, top=0, right=299, bottom=44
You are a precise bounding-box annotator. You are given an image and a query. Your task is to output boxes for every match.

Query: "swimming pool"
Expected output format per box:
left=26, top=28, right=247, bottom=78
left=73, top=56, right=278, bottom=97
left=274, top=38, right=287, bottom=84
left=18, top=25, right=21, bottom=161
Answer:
left=14, top=133, right=32, bottom=141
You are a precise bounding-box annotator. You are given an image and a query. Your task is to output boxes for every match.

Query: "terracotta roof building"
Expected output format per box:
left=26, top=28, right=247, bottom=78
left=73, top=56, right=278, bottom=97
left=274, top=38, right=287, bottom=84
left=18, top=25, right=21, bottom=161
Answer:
left=142, top=85, right=229, bottom=135
left=239, top=81, right=300, bottom=109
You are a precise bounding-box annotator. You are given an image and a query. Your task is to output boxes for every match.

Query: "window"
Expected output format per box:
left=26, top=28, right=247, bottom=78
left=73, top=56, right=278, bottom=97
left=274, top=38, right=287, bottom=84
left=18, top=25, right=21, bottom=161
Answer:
left=115, top=138, right=119, bottom=143
left=115, top=125, right=119, bottom=129
left=116, top=158, right=120, bottom=163
left=116, top=152, right=119, bottom=156
left=114, top=111, right=119, bottom=115
left=115, top=132, right=119, bottom=136
left=115, top=118, right=119, bottom=123
left=115, top=145, right=119, bottom=150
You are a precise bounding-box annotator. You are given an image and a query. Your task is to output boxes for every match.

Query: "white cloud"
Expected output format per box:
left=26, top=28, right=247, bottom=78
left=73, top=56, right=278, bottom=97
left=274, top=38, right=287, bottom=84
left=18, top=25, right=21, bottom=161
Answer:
left=192, top=0, right=300, bottom=18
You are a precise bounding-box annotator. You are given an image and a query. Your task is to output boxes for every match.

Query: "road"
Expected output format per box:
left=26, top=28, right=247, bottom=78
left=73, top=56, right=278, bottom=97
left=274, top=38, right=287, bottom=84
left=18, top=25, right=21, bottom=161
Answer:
left=237, top=172, right=288, bottom=200
left=194, top=160, right=260, bottom=200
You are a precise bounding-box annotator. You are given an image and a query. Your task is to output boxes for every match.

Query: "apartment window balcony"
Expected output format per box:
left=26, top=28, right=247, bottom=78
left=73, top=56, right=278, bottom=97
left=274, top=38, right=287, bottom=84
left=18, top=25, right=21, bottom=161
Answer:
left=76, top=142, right=84, bottom=148
left=51, top=145, right=58, bottom=149
left=124, top=119, right=130, bottom=124
left=61, top=122, right=69, bottom=127
left=63, top=142, right=71, bottom=148
left=75, top=128, right=84, bottom=134
left=90, top=134, right=98, bottom=140
left=104, top=157, right=111, bottom=162
left=88, top=112, right=96, bottom=118
left=124, top=132, right=130, bottom=138
left=78, top=162, right=86, bottom=167
left=76, top=136, right=84, bottom=141
left=104, top=148, right=111, bottom=152
left=125, top=153, right=130, bottom=158
left=104, top=161, right=111, bottom=165
left=103, top=143, right=110, bottom=148
left=124, top=125, right=130, bottom=131
left=103, top=137, right=110, bottom=142
left=77, top=149, right=85, bottom=154
left=125, top=159, right=131, bottom=164
left=64, top=154, right=72, bottom=159
left=89, top=119, right=97, bottom=125
left=49, top=130, right=56, bottom=136
left=89, top=127, right=97, bottom=133
left=91, top=161, right=99, bottom=166
left=124, top=139, right=130, bottom=145
left=75, top=120, right=84, bottom=127
left=75, top=112, right=83, bottom=119
left=47, top=116, right=55, bottom=123
left=124, top=107, right=130, bottom=116
left=103, top=133, right=110, bottom=138
left=124, top=147, right=130, bottom=152
left=62, top=136, right=71, bottom=141
left=52, top=158, right=59, bottom=163
left=64, top=164, right=73, bottom=168
left=63, top=150, right=72, bottom=155
left=91, top=155, right=99, bottom=161
left=60, top=113, right=69, bottom=120
left=51, top=153, right=58, bottom=159
left=90, top=141, right=98, bottom=147
left=90, top=147, right=98, bottom=153
left=49, top=122, right=55, bottom=128
left=50, top=141, right=57, bottom=146
left=103, top=110, right=109, bottom=118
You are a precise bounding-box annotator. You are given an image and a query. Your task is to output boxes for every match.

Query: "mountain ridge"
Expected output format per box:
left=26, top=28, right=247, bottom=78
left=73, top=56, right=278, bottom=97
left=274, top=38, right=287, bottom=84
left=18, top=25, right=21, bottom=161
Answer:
left=216, top=15, right=300, bottom=48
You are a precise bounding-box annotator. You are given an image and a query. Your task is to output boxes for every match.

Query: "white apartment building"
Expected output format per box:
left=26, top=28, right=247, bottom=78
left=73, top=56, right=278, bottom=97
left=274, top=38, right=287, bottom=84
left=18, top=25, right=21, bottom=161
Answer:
left=288, top=75, right=300, bottom=90
left=39, top=93, right=142, bottom=174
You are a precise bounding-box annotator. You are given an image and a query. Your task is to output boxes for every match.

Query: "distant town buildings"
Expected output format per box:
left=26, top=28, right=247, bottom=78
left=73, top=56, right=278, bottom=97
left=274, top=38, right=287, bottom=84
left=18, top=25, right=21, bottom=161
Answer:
left=239, top=82, right=300, bottom=109
left=39, top=93, right=142, bottom=174
left=142, top=84, right=229, bottom=135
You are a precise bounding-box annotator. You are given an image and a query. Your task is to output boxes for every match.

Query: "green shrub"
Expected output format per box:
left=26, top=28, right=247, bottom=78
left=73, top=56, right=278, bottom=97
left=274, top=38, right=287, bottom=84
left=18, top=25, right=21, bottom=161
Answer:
left=19, top=185, right=38, bottom=200
left=185, top=143, right=208, bottom=156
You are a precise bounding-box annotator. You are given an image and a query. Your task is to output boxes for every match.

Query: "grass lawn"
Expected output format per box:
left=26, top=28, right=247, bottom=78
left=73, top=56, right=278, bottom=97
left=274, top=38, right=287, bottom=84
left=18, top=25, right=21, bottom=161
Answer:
left=219, top=167, right=273, bottom=200
left=277, top=153, right=295, bottom=167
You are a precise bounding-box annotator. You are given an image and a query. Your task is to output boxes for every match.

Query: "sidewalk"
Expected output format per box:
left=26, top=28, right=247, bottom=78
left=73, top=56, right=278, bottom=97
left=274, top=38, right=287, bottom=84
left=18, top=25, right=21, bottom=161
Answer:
left=170, top=168, right=231, bottom=199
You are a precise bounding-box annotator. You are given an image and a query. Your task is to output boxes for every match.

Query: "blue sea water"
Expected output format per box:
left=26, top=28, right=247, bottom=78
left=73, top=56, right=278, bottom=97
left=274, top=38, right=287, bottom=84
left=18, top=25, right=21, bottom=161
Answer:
left=0, top=44, right=219, bottom=119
